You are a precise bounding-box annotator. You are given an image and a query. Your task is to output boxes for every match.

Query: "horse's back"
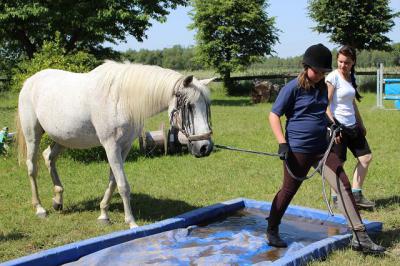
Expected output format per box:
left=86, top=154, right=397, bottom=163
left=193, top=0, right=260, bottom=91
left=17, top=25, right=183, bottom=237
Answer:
left=19, top=69, right=102, bottom=148
left=21, top=69, right=94, bottom=118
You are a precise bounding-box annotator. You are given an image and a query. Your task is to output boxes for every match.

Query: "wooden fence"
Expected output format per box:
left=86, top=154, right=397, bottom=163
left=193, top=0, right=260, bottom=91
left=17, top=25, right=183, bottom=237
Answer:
left=213, top=71, right=395, bottom=83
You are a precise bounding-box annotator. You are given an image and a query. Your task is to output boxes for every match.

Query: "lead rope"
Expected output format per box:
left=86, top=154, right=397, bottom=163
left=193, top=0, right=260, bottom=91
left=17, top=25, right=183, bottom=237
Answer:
left=284, top=127, right=340, bottom=216
left=321, top=127, right=341, bottom=216
left=215, top=126, right=341, bottom=217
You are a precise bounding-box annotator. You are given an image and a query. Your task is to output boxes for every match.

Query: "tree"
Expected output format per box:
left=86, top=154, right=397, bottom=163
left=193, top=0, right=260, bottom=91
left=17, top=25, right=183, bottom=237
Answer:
left=308, top=0, right=399, bottom=51
left=122, top=46, right=203, bottom=70
left=11, top=33, right=98, bottom=93
left=190, top=0, right=279, bottom=91
left=0, top=0, right=188, bottom=59
left=392, top=43, right=400, bottom=66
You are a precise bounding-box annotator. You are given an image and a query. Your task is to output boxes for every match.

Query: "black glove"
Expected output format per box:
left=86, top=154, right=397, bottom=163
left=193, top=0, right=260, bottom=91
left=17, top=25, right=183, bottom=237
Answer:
left=278, top=143, right=289, bottom=160
left=328, top=123, right=342, bottom=138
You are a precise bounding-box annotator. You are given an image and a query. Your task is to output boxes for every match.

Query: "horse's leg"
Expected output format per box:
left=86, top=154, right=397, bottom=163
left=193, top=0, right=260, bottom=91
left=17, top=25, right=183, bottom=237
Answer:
left=98, top=142, right=133, bottom=223
left=42, top=143, right=65, bottom=211
left=102, top=141, right=138, bottom=228
left=97, top=168, right=116, bottom=224
left=24, top=126, right=46, bottom=217
left=98, top=141, right=133, bottom=223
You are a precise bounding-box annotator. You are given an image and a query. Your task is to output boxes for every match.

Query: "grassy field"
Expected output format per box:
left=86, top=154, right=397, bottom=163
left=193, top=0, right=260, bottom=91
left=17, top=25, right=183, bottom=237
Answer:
left=0, top=85, right=399, bottom=265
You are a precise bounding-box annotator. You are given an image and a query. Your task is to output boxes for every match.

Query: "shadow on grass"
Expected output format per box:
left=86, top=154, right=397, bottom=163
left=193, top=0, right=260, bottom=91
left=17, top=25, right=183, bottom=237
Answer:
left=65, top=147, right=192, bottom=164
left=63, top=192, right=202, bottom=222
left=377, top=228, right=400, bottom=249
left=374, top=196, right=400, bottom=208
left=131, top=149, right=192, bottom=161
left=211, top=99, right=252, bottom=106
left=0, top=231, right=27, bottom=242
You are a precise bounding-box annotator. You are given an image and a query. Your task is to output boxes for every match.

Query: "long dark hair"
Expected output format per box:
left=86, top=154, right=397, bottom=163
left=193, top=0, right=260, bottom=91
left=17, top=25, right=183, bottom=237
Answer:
left=338, top=45, right=362, bottom=102
left=298, top=65, right=327, bottom=91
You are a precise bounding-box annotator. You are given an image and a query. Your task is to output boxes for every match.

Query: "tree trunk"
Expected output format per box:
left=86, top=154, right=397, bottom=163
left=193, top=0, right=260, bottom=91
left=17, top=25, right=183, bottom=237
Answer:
left=223, top=71, right=235, bottom=95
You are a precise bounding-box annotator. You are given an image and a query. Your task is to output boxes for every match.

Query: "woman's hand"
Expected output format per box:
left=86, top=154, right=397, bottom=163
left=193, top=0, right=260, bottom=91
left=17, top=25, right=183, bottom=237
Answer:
left=278, top=143, right=289, bottom=160
left=329, top=123, right=342, bottom=144
left=335, top=133, right=342, bottom=144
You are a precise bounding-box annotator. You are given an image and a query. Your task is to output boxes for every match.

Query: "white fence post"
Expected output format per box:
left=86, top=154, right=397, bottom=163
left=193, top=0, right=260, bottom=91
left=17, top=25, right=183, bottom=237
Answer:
left=377, top=66, right=380, bottom=107
left=380, top=63, right=384, bottom=108
left=376, top=63, right=384, bottom=108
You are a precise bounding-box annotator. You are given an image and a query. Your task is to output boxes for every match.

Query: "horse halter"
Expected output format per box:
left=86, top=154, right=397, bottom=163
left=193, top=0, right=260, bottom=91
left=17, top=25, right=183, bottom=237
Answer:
left=169, top=90, right=212, bottom=142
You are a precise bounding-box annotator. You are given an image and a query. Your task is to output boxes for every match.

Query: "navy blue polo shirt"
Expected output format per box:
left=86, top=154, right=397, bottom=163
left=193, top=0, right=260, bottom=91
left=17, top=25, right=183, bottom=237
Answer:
left=271, top=78, right=328, bottom=153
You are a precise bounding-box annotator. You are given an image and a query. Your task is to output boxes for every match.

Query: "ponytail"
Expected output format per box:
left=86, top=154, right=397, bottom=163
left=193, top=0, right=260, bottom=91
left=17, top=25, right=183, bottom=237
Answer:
left=350, top=65, right=362, bottom=102
left=339, top=45, right=362, bottom=102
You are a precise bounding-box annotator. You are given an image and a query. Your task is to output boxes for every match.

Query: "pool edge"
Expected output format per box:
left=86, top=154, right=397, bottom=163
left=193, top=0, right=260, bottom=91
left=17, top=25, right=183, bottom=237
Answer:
left=1, top=198, right=382, bottom=266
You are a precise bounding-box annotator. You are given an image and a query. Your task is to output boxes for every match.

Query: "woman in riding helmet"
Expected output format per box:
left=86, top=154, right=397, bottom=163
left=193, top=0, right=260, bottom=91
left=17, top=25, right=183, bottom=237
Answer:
left=267, top=43, right=385, bottom=254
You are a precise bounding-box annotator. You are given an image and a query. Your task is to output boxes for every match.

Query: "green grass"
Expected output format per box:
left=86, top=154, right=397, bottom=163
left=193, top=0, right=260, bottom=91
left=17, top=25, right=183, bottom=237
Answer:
left=0, top=87, right=400, bottom=264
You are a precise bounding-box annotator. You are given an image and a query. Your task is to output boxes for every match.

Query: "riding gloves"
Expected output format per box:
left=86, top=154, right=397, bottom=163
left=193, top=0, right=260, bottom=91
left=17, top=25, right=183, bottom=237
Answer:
left=278, top=143, right=289, bottom=160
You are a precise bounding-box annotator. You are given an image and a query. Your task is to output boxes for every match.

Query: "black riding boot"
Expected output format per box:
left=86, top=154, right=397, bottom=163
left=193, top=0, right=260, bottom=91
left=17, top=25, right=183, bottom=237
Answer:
left=267, top=226, right=287, bottom=248
left=351, top=229, right=385, bottom=254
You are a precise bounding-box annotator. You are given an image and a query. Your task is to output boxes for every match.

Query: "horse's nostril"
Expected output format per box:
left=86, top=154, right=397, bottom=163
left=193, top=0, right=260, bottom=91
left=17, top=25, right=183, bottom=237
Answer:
left=200, top=144, right=208, bottom=155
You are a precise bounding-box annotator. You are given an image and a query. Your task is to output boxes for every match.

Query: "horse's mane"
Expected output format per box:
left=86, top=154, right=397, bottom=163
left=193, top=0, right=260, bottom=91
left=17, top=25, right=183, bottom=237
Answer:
left=90, top=60, right=209, bottom=127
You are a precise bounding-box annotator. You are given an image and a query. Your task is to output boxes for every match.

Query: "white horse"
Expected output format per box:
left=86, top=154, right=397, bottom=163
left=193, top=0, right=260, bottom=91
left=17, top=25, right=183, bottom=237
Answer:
left=16, top=61, right=214, bottom=228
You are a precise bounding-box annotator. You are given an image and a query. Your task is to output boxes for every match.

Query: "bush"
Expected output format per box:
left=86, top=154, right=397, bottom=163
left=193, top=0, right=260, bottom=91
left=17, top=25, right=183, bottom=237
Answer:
left=11, top=33, right=98, bottom=92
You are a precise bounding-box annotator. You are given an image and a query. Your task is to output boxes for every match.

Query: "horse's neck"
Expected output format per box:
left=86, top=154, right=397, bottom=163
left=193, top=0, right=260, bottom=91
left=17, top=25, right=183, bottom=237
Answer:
left=111, top=67, right=182, bottom=125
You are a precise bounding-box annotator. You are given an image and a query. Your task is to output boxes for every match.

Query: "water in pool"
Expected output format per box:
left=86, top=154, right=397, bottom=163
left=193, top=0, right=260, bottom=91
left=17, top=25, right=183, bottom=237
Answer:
left=65, top=208, right=348, bottom=265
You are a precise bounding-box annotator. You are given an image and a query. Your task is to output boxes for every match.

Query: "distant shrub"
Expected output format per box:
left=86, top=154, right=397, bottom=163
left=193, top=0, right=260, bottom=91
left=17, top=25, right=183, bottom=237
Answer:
left=11, top=33, right=98, bottom=92
left=66, top=147, right=108, bottom=162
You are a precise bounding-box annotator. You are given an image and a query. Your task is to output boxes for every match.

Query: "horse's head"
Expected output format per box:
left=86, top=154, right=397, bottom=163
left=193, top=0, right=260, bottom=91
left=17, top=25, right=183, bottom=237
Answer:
left=169, top=75, right=215, bottom=157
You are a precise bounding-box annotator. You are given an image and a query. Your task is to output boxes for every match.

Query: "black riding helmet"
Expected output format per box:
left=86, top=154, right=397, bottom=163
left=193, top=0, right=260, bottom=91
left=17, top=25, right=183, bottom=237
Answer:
left=302, top=43, right=332, bottom=72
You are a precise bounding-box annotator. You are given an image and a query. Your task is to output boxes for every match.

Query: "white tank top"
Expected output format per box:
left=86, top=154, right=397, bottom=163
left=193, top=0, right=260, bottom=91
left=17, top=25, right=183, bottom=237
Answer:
left=325, top=70, right=356, bottom=126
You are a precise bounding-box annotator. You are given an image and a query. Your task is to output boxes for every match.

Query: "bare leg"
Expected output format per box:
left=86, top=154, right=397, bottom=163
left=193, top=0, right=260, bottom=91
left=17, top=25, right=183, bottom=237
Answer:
left=42, top=143, right=65, bottom=210
left=103, top=141, right=137, bottom=228
left=352, top=153, right=372, bottom=189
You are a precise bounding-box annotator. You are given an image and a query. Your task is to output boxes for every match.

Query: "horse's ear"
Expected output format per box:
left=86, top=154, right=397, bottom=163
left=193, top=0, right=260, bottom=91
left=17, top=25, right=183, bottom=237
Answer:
left=183, top=75, right=193, bottom=87
left=199, top=77, right=217, bottom=86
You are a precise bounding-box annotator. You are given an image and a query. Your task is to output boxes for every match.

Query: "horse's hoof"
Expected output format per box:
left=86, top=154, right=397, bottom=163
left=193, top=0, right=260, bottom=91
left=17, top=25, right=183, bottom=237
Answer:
left=52, top=198, right=63, bottom=211
left=129, top=222, right=139, bottom=229
left=52, top=199, right=63, bottom=211
left=97, top=218, right=111, bottom=226
left=36, top=211, right=47, bottom=219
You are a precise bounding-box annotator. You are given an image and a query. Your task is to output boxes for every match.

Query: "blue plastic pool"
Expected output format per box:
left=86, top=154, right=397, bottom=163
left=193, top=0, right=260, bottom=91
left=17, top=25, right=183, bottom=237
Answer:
left=1, top=198, right=382, bottom=266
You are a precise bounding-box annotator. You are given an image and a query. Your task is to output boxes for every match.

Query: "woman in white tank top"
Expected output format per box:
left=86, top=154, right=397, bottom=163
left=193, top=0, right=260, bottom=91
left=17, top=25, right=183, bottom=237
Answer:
left=325, top=45, right=375, bottom=209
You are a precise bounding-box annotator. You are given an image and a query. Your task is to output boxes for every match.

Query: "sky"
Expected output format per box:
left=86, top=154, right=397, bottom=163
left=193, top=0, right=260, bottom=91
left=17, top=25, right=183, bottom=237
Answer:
left=110, top=0, right=400, bottom=58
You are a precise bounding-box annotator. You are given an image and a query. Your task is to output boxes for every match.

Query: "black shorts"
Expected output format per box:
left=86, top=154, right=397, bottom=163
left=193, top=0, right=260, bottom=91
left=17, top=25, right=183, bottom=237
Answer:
left=331, top=124, right=371, bottom=162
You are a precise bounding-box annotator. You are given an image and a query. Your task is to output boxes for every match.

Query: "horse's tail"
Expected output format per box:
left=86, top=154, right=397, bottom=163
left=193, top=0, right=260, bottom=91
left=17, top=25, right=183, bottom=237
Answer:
left=15, top=110, right=27, bottom=165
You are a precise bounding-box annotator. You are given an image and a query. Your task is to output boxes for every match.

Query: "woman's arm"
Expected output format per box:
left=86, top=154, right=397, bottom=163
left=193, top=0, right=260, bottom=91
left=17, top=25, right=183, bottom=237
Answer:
left=269, top=112, right=286, bottom=144
left=326, top=81, right=342, bottom=143
left=325, top=82, right=335, bottom=123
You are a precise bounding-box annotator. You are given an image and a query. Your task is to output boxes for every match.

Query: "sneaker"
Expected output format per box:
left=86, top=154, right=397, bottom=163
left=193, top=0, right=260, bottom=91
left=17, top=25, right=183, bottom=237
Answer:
left=353, top=191, right=375, bottom=208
